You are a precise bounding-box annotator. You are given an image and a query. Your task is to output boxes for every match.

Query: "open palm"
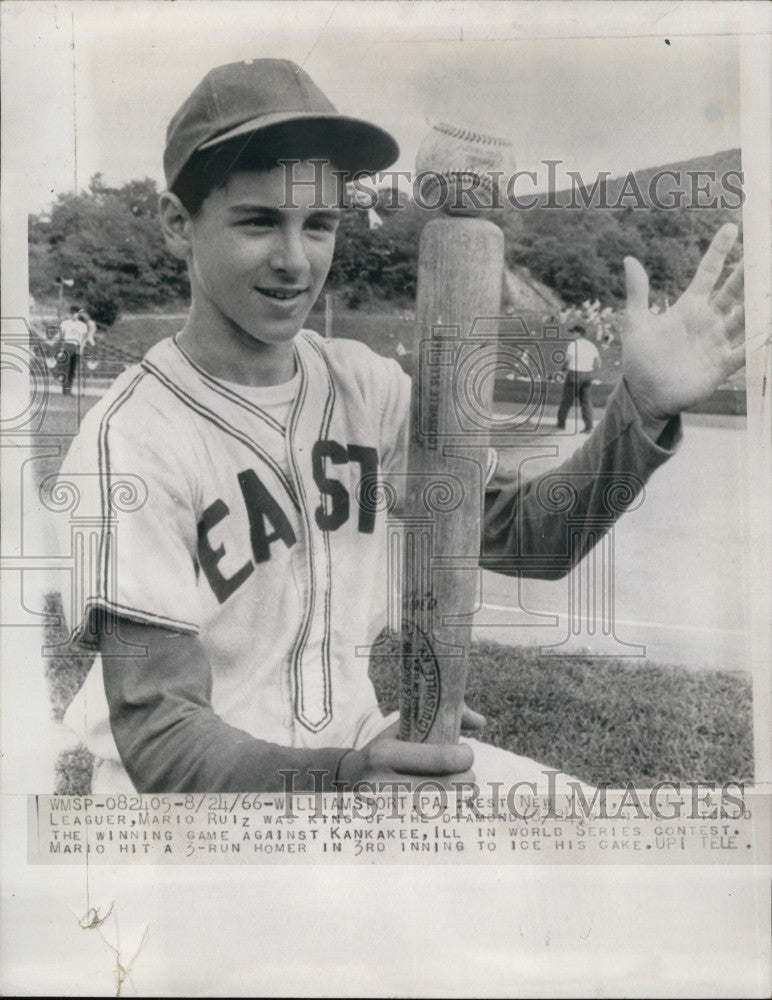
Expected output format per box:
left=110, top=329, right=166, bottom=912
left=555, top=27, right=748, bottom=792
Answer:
left=621, top=223, right=746, bottom=421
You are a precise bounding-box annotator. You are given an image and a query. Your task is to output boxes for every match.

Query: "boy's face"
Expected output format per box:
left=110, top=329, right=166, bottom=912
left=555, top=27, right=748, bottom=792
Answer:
left=187, top=159, right=341, bottom=348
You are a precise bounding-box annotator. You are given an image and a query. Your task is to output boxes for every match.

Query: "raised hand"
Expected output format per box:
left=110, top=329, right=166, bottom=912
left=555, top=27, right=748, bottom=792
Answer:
left=621, top=223, right=745, bottom=422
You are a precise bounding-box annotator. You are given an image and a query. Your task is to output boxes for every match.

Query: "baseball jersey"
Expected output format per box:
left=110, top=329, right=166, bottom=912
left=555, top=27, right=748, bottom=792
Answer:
left=54, top=329, right=682, bottom=790
left=565, top=337, right=601, bottom=373
left=57, top=329, right=414, bottom=760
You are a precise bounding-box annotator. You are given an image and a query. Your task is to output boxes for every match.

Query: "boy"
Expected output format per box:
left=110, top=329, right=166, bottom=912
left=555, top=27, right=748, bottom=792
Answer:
left=54, top=59, right=746, bottom=793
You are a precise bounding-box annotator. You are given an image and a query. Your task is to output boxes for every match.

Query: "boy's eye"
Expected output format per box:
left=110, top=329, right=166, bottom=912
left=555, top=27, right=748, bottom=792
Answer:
left=238, top=216, right=275, bottom=229
left=306, top=216, right=340, bottom=234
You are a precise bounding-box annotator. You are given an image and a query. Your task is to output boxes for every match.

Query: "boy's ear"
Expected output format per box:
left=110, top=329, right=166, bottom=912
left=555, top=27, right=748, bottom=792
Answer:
left=158, top=191, right=193, bottom=260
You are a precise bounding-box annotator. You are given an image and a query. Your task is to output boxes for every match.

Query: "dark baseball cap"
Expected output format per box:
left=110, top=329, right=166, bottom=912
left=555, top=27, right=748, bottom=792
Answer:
left=164, top=58, right=400, bottom=189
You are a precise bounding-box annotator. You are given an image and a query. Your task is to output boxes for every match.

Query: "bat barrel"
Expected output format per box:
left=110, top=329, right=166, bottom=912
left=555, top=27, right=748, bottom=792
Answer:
left=399, top=217, right=505, bottom=745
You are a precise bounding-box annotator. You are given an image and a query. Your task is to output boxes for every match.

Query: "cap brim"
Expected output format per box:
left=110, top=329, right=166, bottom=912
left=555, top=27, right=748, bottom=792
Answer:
left=198, top=111, right=399, bottom=175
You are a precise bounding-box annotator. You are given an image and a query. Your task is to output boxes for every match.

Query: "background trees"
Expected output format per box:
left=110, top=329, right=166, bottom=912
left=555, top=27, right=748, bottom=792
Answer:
left=28, top=150, right=742, bottom=325
left=29, top=175, right=188, bottom=325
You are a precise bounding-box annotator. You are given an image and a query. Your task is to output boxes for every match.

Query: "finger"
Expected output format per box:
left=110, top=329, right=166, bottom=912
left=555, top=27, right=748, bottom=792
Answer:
left=685, top=223, right=738, bottom=298
left=460, top=704, right=487, bottom=731
left=381, top=737, right=474, bottom=776
left=726, top=342, right=745, bottom=375
left=710, top=260, right=744, bottom=314
left=623, top=257, right=650, bottom=312
left=724, top=302, right=745, bottom=343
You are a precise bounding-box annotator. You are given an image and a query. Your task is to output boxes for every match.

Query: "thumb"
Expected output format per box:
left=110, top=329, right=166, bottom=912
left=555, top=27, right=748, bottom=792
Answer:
left=623, top=256, right=650, bottom=312
left=460, top=703, right=486, bottom=731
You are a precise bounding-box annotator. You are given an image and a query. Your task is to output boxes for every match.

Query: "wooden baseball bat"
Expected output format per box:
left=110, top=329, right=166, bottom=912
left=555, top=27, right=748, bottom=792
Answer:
left=399, top=216, right=504, bottom=744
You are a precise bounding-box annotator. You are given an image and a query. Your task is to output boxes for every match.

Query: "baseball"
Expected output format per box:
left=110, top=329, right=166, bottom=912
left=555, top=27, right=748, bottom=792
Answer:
left=414, top=121, right=513, bottom=215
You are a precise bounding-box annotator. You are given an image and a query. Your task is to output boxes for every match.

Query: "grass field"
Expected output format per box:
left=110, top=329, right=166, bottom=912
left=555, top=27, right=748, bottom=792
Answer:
left=45, top=593, right=752, bottom=794
left=35, top=302, right=610, bottom=382
left=37, top=392, right=753, bottom=794
left=34, top=302, right=746, bottom=416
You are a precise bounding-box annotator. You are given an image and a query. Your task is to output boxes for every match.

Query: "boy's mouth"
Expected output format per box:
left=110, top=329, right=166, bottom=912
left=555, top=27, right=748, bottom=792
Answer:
left=255, top=287, right=307, bottom=301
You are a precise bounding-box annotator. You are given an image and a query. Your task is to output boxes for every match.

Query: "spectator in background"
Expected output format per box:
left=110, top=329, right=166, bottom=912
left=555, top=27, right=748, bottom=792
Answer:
left=556, top=323, right=601, bottom=433
left=58, top=306, right=95, bottom=394
left=78, top=309, right=97, bottom=344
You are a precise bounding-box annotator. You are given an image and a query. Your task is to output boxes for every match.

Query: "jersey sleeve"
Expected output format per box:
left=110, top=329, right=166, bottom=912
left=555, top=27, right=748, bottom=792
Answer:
left=53, top=386, right=201, bottom=646
left=481, top=376, right=682, bottom=579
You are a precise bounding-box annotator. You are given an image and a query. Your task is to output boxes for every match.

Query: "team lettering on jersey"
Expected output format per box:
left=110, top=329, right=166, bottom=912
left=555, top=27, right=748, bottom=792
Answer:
left=196, top=439, right=379, bottom=603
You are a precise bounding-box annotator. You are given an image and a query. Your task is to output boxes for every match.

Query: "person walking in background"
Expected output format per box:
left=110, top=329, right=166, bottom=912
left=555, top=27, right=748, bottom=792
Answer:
left=556, top=322, right=601, bottom=433
left=58, top=305, right=95, bottom=394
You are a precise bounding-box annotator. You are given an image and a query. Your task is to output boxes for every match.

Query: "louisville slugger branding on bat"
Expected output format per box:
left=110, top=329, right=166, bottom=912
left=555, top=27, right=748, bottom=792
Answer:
left=420, top=364, right=443, bottom=450
left=399, top=620, right=442, bottom=742
left=399, top=123, right=509, bottom=745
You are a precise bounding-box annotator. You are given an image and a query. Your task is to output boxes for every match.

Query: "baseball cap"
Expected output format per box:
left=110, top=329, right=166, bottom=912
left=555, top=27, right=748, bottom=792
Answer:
left=164, top=58, right=400, bottom=189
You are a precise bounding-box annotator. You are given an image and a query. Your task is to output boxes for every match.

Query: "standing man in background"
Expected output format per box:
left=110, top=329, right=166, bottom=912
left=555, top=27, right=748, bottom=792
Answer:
left=58, top=305, right=95, bottom=395
left=556, top=322, right=601, bottom=433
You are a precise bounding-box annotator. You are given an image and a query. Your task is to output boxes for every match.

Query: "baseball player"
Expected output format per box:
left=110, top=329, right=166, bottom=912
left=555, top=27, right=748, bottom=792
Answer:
left=53, top=59, right=747, bottom=794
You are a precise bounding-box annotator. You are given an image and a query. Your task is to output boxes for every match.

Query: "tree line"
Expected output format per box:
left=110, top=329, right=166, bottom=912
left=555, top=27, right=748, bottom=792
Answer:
left=28, top=150, right=741, bottom=327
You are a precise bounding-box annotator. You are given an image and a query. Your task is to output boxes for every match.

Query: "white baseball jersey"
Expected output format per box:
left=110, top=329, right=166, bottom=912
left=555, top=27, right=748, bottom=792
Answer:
left=56, top=330, right=423, bottom=770
left=60, top=317, right=90, bottom=349
left=565, top=337, right=600, bottom=373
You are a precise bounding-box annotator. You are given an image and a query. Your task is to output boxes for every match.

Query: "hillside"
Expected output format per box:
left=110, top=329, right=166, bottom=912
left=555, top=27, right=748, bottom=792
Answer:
left=500, top=148, right=743, bottom=308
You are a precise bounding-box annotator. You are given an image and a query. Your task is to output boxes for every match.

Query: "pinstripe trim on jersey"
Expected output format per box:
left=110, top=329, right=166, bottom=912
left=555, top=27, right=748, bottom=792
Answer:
left=286, top=346, right=316, bottom=726
left=141, top=358, right=300, bottom=512
left=287, top=333, right=335, bottom=733
left=171, top=335, right=287, bottom=436
left=307, top=336, right=336, bottom=719
left=97, top=371, right=147, bottom=605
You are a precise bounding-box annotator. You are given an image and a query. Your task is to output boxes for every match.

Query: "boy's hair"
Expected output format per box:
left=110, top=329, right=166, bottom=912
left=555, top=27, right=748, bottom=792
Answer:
left=69, top=305, right=80, bottom=315
left=172, top=123, right=344, bottom=217
left=569, top=323, right=587, bottom=337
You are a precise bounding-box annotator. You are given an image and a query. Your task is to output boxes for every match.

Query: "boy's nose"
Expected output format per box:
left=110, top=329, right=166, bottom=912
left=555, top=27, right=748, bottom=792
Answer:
left=269, top=230, right=309, bottom=277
